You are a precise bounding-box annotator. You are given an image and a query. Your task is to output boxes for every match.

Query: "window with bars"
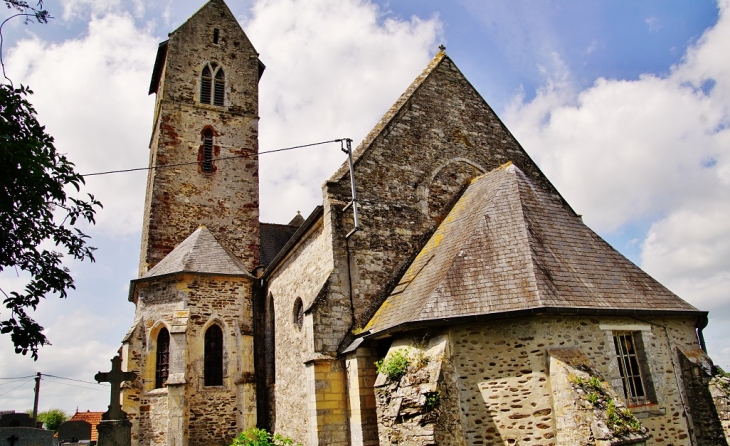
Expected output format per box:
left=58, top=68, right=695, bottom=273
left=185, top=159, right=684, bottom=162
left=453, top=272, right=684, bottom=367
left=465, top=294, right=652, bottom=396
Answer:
left=155, top=327, right=170, bottom=388
left=200, top=63, right=225, bottom=106
left=613, top=331, right=654, bottom=406
left=202, top=129, right=214, bottom=173
left=204, top=324, right=223, bottom=386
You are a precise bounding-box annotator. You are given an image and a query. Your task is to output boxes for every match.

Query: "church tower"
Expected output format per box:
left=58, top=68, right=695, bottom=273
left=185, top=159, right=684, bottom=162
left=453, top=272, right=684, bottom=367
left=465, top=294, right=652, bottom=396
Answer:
left=122, top=2, right=263, bottom=445
left=139, top=0, right=264, bottom=276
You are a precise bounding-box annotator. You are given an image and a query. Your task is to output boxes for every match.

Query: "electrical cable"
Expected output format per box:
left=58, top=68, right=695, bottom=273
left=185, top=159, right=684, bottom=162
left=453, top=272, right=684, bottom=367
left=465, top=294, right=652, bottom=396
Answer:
left=82, top=138, right=343, bottom=177
left=43, top=374, right=109, bottom=386
left=0, top=377, right=33, bottom=398
left=41, top=377, right=108, bottom=392
left=0, top=375, right=36, bottom=380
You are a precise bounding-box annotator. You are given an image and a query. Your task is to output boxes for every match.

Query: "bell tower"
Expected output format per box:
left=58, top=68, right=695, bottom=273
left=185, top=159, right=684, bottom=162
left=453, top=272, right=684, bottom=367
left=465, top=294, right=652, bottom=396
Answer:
left=122, top=3, right=263, bottom=446
left=139, top=0, right=264, bottom=276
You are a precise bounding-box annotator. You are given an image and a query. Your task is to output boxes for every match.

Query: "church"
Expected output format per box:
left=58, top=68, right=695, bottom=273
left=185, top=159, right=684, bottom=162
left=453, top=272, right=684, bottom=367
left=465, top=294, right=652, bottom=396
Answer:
left=119, top=1, right=729, bottom=445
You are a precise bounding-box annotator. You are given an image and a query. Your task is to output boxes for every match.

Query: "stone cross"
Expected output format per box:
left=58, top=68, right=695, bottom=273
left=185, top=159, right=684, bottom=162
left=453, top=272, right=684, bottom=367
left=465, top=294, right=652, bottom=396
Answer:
left=6, top=435, right=18, bottom=446
left=95, top=356, right=136, bottom=420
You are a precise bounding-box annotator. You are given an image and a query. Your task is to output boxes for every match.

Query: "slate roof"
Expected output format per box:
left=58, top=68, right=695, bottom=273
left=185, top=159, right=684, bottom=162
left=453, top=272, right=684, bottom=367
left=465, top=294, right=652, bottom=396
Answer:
left=68, top=411, right=103, bottom=442
left=260, top=222, right=301, bottom=267
left=142, top=226, right=248, bottom=279
left=364, top=163, right=700, bottom=336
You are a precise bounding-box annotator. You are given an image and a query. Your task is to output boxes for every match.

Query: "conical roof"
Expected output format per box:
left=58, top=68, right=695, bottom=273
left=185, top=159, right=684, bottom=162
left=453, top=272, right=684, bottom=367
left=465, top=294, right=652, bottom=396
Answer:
left=364, top=163, right=700, bottom=336
left=142, top=226, right=248, bottom=279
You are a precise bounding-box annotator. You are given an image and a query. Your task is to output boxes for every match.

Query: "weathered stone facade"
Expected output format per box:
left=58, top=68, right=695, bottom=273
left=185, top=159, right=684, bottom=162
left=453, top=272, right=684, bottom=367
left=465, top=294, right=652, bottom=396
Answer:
left=120, top=2, right=728, bottom=445
left=373, top=316, right=714, bottom=446
left=139, top=0, right=262, bottom=276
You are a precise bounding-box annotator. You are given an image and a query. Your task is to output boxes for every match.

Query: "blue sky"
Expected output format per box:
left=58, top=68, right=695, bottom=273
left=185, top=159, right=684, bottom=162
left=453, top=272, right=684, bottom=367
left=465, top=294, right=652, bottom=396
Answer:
left=1, top=0, right=728, bottom=414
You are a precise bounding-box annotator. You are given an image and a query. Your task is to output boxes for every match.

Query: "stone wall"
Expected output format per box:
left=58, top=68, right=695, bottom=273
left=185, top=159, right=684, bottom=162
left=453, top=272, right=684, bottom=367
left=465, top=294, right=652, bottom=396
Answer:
left=710, top=376, right=730, bottom=440
left=319, top=53, right=568, bottom=368
left=447, top=316, right=704, bottom=445
left=265, top=220, right=334, bottom=443
left=139, top=0, right=262, bottom=275
left=372, top=315, right=708, bottom=445
left=123, top=273, right=254, bottom=446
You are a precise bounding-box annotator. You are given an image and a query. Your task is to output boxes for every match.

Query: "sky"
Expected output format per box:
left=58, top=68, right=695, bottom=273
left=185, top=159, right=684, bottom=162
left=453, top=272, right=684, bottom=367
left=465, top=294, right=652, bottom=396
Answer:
left=0, top=0, right=728, bottom=415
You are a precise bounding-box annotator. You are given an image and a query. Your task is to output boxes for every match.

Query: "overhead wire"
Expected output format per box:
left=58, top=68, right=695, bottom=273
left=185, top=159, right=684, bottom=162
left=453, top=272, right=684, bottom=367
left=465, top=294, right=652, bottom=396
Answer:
left=82, top=138, right=343, bottom=177
left=0, top=377, right=34, bottom=398
left=43, top=374, right=109, bottom=386
left=41, top=376, right=108, bottom=392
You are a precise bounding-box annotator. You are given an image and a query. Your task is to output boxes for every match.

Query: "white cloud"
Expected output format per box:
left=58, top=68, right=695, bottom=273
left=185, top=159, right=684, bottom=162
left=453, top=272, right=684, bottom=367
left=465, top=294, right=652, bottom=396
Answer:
left=5, top=13, right=158, bottom=236
left=503, top=0, right=730, bottom=366
left=244, top=0, right=442, bottom=222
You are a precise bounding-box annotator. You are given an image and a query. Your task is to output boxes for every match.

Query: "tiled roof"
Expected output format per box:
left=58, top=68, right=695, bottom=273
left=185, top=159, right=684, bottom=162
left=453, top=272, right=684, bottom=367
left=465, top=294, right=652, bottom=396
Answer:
left=364, top=163, right=699, bottom=335
left=260, top=222, right=300, bottom=267
left=68, top=411, right=103, bottom=442
left=142, top=226, right=248, bottom=278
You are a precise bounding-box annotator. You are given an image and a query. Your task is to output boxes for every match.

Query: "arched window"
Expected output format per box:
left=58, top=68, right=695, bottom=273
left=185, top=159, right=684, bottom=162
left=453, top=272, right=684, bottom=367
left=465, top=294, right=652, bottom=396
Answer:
left=202, top=129, right=214, bottom=173
left=155, top=327, right=170, bottom=388
left=204, top=324, right=223, bottom=386
left=265, top=294, right=275, bottom=385
left=200, top=65, right=212, bottom=104
left=214, top=68, right=225, bottom=106
left=200, top=63, right=225, bottom=106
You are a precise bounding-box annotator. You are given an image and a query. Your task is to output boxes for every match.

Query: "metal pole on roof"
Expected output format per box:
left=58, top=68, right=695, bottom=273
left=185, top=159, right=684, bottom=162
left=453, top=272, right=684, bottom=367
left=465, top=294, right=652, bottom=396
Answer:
left=339, top=138, right=360, bottom=238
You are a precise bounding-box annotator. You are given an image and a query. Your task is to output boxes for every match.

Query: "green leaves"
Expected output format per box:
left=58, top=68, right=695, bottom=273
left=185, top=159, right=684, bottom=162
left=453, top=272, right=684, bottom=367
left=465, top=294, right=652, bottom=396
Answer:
left=230, top=428, right=300, bottom=446
left=0, top=84, right=101, bottom=359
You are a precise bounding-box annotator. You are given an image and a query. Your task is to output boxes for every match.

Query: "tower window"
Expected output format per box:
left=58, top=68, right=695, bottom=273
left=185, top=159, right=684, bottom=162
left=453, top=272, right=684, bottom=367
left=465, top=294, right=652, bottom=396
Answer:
left=155, top=327, right=170, bottom=388
left=202, top=129, right=214, bottom=173
left=204, top=324, right=223, bottom=386
left=200, top=63, right=225, bottom=106
left=214, top=68, right=225, bottom=106
left=213, top=28, right=220, bottom=44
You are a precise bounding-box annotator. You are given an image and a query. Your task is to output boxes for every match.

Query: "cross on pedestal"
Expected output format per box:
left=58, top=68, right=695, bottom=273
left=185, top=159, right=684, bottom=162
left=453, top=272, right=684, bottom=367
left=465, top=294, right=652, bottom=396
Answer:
left=7, top=435, right=19, bottom=446
left=95, top=355, right=137, bottom=420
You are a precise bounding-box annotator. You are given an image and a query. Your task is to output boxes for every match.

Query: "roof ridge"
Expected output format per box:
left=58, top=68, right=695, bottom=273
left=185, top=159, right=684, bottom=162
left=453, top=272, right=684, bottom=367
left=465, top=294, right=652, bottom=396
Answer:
left=328, top=50, right=448, bottom=183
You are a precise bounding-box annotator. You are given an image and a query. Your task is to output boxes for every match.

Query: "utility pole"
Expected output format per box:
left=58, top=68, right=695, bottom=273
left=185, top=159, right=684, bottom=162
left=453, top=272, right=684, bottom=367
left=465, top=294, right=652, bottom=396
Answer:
left=32, top=372, right=41, bottom=427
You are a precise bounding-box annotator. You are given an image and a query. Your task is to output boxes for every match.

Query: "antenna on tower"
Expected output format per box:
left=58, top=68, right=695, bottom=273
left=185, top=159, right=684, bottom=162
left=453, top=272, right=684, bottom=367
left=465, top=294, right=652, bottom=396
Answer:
left=338, top=138, right=360, bottom=238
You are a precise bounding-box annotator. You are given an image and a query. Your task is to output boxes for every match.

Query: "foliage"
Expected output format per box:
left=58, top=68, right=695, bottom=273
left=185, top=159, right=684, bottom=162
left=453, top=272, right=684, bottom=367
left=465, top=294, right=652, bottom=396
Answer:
left=0, top=84, right=101, bottom=358
left=26, top=408, right=67, bottom=431
left=230, top=428, right=301, bottom=446
left=606, top=400, right=642, bottom=436
left=570, top=374, right=644, bottom=437
left=425, top=391, right=440, bottom=411
left=375, top=349, right=410, bottom=382
left=2, top=0, right=49, bottom=24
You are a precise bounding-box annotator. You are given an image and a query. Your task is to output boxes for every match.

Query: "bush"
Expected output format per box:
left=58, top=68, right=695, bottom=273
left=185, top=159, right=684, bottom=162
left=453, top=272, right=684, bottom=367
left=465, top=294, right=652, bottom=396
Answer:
left=375, top=349, right=410, bottom=382
left=230, top=428, right=300, bottom=446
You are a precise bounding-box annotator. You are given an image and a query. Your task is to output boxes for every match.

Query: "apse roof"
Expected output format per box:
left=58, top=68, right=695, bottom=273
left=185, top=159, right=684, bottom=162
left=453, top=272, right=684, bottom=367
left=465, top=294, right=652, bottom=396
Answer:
left=141, top=226, right=248, bottom=279
left=364, top=163, right=701, bottom=336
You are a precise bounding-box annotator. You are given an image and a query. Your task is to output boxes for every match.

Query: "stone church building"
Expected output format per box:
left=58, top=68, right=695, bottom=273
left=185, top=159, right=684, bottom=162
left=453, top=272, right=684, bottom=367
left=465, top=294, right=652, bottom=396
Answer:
left=119, top=1, right=729, bottom=445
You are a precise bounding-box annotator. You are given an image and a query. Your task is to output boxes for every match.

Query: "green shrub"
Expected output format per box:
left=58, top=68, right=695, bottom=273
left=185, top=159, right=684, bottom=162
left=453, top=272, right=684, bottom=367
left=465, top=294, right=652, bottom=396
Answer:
left=425, top=391, right=440, bottom=411
left=230, top=428, right=300, bottom=446
left=375, top=349, right=410, bottom=382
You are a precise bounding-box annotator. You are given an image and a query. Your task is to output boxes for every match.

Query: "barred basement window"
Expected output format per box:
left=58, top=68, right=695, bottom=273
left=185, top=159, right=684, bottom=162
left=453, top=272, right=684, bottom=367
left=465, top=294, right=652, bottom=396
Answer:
left=202, top=128, right=214, bottom=173
left=204, top=324, right=223, bottom=386
left=199, top=63, right=225, bottom=106
left=155, top=327, right=170, bottom=388
left=613, top=331, right=652, bottom=406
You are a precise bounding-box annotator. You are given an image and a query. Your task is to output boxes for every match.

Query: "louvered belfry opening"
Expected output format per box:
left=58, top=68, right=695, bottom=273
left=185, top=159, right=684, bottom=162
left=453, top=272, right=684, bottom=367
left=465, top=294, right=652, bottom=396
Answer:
left=155, top=327, right=170, bottom=388
left=205, top=324, right=224, bottom=386
left=214, top=68, right=225, bottom=106
left=200, top=63, right=224, bottom=106
left=200, top=65, right=212, bottom=104
left=202, top=128, right=214, bottom=173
